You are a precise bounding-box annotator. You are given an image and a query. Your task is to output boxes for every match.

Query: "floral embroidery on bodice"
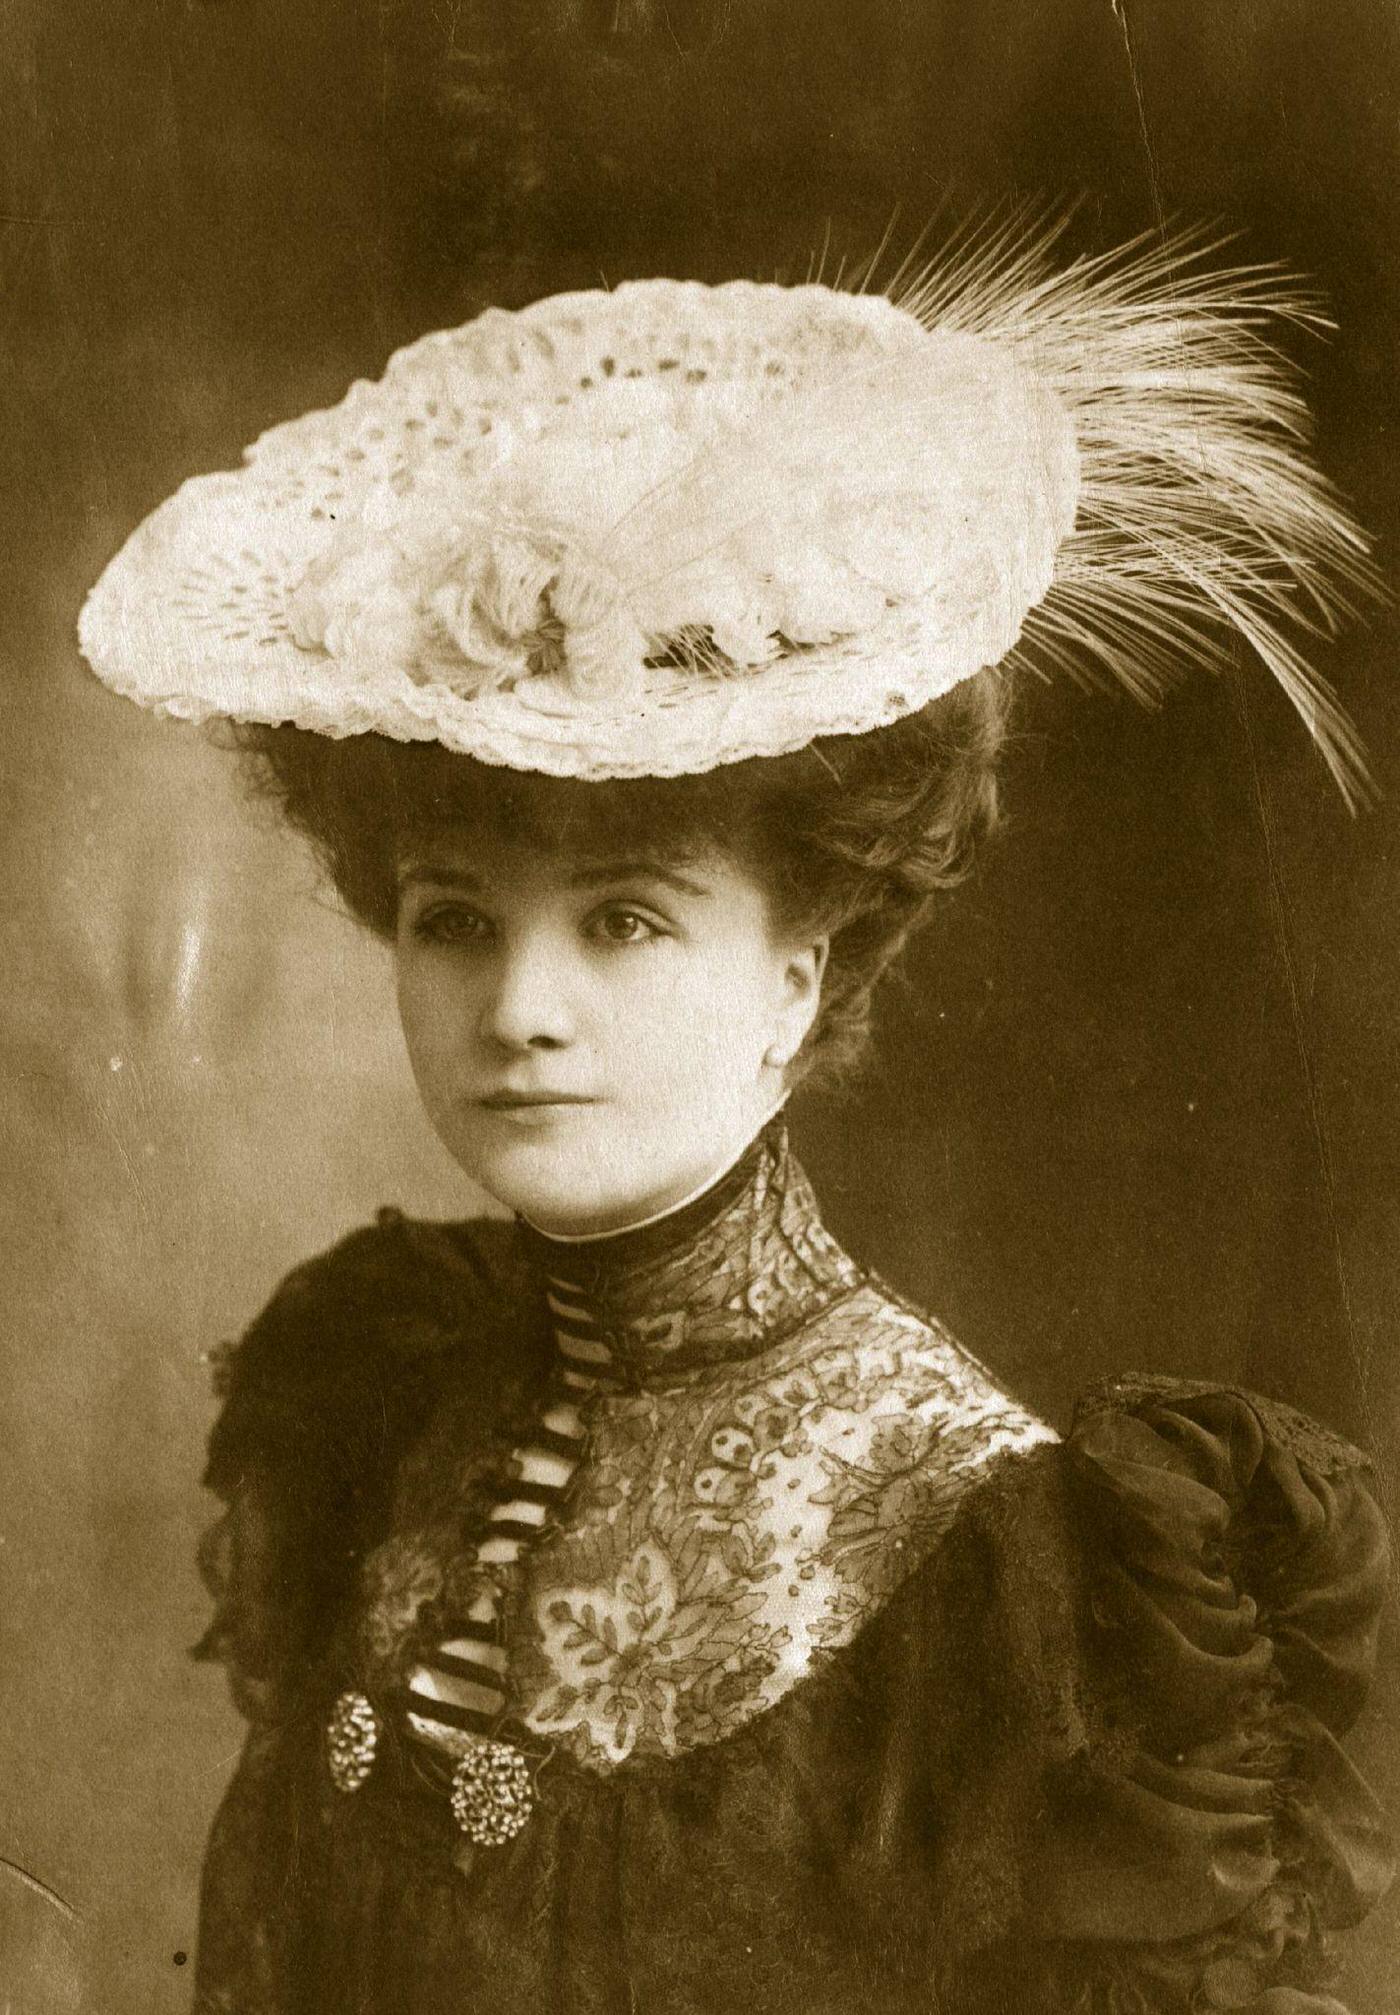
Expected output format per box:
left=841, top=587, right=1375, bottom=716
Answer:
left=514, top=1289, right=1055, bottom=1766
left=358, top=1125, right=1055, bottom=1774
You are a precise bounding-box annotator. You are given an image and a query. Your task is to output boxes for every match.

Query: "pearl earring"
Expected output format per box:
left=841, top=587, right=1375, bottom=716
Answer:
left=764, top=1042, right=788, bottom=1069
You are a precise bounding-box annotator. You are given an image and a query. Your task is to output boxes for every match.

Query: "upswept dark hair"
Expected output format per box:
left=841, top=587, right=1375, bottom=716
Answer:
left=233, top=675, right=1009, bottom=1089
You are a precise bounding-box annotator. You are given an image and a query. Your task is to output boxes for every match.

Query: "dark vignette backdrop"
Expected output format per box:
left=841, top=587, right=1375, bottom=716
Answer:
left=3, top=3, right=1398, bottom=2010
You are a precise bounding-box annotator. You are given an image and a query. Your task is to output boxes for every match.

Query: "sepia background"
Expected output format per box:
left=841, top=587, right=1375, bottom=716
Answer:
left=3, top=2, right=1399, bottom=2008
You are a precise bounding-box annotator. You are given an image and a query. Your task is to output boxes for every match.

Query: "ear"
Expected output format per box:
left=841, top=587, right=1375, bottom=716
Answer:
left=766, top=936, right=829, bottom=1071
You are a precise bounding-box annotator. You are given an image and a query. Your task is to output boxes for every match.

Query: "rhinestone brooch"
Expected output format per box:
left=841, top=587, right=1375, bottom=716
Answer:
left=449, top=1738, right=535, bottom=1845
left=327, top=1690, right=381, bottom=1794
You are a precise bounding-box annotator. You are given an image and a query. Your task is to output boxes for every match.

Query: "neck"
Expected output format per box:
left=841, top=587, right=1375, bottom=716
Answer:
left=516, top=1117, right=861, bottom=1389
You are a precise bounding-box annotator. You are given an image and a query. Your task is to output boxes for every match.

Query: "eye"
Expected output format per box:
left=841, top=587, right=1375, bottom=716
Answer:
left=408, top=901, right=494, bottom=948
left=587, top=904, right=666, bottom=947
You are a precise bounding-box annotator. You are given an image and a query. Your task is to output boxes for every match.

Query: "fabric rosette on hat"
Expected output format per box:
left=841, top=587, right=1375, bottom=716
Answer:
left=80, top=222, right=1376, bottom=795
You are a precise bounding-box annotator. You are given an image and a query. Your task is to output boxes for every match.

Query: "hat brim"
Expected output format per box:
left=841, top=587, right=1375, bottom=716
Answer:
left=78, top=279, right=1069, bottom=778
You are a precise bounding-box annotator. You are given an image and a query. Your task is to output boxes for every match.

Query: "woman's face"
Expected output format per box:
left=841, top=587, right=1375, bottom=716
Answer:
left=394, top=827, right=826, bottom=1235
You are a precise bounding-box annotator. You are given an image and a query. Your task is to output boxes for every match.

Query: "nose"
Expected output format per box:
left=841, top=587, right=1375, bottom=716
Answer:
left=477, top=931, right=575, bottom=1053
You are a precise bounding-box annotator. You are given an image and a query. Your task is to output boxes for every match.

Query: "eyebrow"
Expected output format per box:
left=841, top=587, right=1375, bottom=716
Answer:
left=395, top=858, right=713, bottom=899
left=568, top=860, right=712, bottom=899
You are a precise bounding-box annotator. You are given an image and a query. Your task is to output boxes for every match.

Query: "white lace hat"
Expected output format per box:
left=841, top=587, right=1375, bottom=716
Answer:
left=79, top=225, right=1374, bottom=796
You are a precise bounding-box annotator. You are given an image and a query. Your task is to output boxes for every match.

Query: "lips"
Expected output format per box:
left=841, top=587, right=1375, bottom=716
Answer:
left=477, top=1091, right=599, bottom=1110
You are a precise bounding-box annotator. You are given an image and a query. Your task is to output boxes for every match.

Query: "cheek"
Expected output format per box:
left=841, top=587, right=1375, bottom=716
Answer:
left=617, top=946, right=773, bottom=1090
left=395, top=959, right=475, bottom=1091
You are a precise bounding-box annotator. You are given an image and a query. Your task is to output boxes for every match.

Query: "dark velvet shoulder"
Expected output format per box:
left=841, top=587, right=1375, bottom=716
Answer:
left=196, top=1211, right=536, bottom=1717
left=203, top=1211, right=531, bottom=1490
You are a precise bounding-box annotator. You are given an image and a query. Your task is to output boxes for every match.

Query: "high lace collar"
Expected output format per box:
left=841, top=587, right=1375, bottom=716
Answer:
left=515, top=1120, right=862, bottom=1390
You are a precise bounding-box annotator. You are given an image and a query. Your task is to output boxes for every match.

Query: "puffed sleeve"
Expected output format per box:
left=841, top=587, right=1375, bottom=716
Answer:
left=1017, top=1377, right=1393, bottom=2012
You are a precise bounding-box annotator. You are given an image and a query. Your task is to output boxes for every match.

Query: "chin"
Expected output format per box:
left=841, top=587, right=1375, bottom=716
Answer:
left=460, top=1125, right=633, bottom=1233
left=443, top=1102, right=744, bottom=1237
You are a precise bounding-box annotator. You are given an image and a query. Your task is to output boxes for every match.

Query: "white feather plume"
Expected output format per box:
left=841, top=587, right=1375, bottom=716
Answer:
left=605, top=212, right=1379, bottom=804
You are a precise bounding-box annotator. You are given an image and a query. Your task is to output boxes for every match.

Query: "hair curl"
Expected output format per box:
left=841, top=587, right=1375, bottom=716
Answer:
left=233, top=676, right=1009, bottom=1089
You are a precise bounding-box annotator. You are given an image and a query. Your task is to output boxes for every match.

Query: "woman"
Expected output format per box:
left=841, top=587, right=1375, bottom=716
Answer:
left=81, top=235, right=1393, bottom=2012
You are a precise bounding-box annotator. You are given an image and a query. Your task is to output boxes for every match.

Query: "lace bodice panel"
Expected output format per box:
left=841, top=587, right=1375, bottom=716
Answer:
left=356, top=1126, right=1055, bottom=1770
left=512, top=1286, right=1055, bottom=1766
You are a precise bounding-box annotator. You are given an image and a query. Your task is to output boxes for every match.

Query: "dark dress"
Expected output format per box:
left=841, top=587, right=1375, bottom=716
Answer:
left=191, top=1127, right=1393, bottom=2014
